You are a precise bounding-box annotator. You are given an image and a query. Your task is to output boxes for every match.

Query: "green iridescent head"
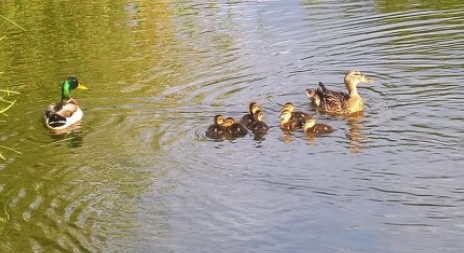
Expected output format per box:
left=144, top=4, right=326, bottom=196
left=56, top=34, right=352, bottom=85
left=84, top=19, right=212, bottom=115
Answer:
left=61, top=77, right=87, bottom=101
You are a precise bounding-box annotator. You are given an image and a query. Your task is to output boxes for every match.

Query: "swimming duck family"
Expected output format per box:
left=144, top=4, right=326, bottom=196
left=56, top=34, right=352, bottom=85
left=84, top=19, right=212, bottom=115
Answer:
left=43, top=77, right=87, bottom=130
left=206, top=100, right=335, bottom=140
left=306, top=70, right=373, bottom=114
left=44, top=70, right=371, bottom=142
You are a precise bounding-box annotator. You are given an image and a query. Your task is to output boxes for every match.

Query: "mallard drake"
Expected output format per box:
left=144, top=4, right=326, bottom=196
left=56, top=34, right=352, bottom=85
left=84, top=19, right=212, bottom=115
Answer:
left=303, top=118, right=334, bottom=135
left=43, top=77, right=87, bottom=130
left=249, top=110, right=269, bottom=135
left=206, top=114, right=226, bottom=139
left=306, top=70, right=373, bottom=114
left=240, top=102, right=260, bottom=129
left=223, top=117, right=248, bottom=138
left=280, top=110, right=300, bottom=130
left=281, top=102, right=312, bottom=128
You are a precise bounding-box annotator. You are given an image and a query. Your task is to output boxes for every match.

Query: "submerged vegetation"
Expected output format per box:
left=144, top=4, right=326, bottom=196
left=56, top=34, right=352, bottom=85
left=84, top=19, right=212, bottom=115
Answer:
left=1, top=13, right=23, bottom=161
left=0, top=86, right=22, bottom=161
left=0, top=87, right=22, bottom=161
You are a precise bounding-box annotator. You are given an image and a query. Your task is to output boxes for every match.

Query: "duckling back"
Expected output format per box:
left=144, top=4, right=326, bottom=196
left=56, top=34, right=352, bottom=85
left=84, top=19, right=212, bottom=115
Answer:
left=227, top=123, right=248, bottom=139
left=239, top=114, right=255, bottom=129
left=206, top=124, right=226, bottom=139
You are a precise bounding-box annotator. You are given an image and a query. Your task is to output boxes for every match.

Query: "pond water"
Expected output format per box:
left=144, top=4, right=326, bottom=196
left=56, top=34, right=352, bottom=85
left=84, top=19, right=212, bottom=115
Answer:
left=1, top=0, right=464, bottom=252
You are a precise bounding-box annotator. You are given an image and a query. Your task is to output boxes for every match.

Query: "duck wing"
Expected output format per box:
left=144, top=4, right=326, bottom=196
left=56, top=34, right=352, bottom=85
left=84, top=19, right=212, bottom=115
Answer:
left=44, top=99, right=81, bottom=129
left=45, top=99, right=79, bottom=117
left=239, top=113, right=255, bottom=129
left=291, top=111, right=312, bottom=128
left=206, top=125, right=225, bottom=139
left=250, top=121, right=269, bottom=135
left=317, top=82, right=349, bottom=112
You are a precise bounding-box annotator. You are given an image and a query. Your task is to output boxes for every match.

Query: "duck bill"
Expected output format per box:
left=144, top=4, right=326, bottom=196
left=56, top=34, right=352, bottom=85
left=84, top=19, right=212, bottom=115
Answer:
left=77, top=83, right=88, bottom=90
left=362, top=75, right=374, bottom=84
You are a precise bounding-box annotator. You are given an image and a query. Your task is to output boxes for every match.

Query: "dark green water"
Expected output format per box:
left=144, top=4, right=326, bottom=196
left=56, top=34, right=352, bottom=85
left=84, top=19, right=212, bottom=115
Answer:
left=1, top=0, right=464, bottom=252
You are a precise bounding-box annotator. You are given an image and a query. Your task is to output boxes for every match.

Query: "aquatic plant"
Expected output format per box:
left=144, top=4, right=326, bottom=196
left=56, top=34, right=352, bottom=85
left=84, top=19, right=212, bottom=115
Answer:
left=0, top=89, right=22, bottom=160
left=1, top=13, right=24, bottom=160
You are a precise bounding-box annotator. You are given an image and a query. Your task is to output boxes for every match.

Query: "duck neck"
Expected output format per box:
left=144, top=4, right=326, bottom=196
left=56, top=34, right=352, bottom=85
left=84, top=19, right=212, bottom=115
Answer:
left=346, top=82, right=359, bottom=97
left=61, top=82, right=71, bottom=101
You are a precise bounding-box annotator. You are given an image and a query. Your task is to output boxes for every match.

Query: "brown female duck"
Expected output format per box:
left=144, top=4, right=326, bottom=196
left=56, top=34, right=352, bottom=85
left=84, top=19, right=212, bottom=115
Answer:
left=306, top=70, right=373, bottom=114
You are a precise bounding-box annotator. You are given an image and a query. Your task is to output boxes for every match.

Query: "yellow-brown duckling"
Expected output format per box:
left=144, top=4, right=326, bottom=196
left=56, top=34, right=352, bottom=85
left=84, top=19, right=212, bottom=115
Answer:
left=206, top=115, right=226, bottom=139
left=240, top=102, right=260, bottom=129
left=280, top=110, right=300, bottom=130
left=306, top=70, right=373, bottom=114
left=223, top=117, right=248, bottom=139
left=303, top=118, right=334, bottom=135
left=249, top=110, right=269, bottom=135
left=281, top=102, right=312, bottom=128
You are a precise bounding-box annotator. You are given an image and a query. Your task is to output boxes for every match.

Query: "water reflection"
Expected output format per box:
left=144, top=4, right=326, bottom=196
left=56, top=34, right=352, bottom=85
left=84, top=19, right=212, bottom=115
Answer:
left=345, top=113, right=366, bottom=154
left=281, top=129, right=293, bottom=143
left=47, top=126, right=84, bottom=148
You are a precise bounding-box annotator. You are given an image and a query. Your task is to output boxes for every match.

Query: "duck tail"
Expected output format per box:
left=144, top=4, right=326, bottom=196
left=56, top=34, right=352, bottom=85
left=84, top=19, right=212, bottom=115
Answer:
left=47, top=113, right=67, bottom=128
left=306, top=82, right=326, bottom=106
left=317, top=82, right=327, bottom=95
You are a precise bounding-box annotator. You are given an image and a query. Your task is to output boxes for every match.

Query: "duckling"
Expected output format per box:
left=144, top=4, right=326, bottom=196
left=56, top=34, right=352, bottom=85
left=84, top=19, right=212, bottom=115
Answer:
left=306, top=70, right=373, bottom=114
left=240, top=102, right=260, bottom=129
left=223, top=117, right=248, bottom=138
left=281, top=102, right=312, bottom=128
left=303, top=118, right=334, bottom=135
left=43, top=77, right=87, bottom=130
left=280, top=110, right=300, bottom=130
left=206, top=115, right=226, bottom=139
left=249, top=110, right=269, bottom=135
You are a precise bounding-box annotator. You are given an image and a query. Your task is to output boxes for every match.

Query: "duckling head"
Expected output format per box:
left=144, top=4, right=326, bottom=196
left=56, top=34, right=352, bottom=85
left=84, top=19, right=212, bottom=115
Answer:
left=303, top=118, right=316, bottom=131
left=223, top=117, right=235, bottom=127
left=280, top=110, right=292, bottom=125
left=214, top=115, right=224, bottom=126
left=249, top=102, right=260, bottom=114
left=253, top=110, right=265, bottom=122
left=282, top=102, right=294, bottom=112
left=61, top=77, right=87, bottom=100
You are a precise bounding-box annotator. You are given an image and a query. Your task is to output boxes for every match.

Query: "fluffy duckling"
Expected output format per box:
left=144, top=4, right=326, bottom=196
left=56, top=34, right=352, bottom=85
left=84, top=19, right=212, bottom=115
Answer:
left=43, top=77, right=87, bottom=130
left=249, top=110, right=269, bottom=135
left=281, top=102, right=312, bottom=128
left=280, top=110, right=300, bottom=130
left=306, top=70, right=373, bottom=114
left=223, top=117, right=248, bottom=138
left=303, top=118, right=334, bottom=135
left=206, top=115, right=226, bottom=139
left=240, top=102, right=260, bottom=129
